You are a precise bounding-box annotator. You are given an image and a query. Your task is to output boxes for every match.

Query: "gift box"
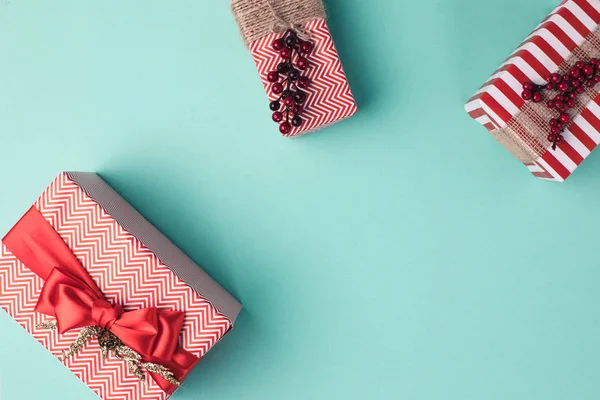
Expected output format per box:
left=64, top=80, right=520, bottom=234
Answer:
left=465, top=0, right=600, bottom=181
left=231, top=0, right=358, bottom=137
left=0, top=172, right=242, bottom=400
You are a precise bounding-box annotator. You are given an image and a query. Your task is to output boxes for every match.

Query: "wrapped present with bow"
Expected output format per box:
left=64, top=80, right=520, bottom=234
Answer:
left=231, top=0, right=358, bottom=137
left=465, top=0, right=600, bottom=181
left=0, top=172, right=242, bottom=400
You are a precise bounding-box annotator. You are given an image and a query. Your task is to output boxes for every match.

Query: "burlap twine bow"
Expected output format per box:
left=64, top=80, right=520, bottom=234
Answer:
left=231, top=0, right=326, bottom=45
left=492, top=28, right=600, bottom=163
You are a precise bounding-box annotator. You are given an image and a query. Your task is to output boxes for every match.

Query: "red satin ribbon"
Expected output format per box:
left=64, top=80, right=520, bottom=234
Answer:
left=3, top=206, right=199, bottom=394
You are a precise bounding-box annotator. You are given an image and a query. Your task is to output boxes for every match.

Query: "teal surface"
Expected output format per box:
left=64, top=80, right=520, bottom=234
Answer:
left=1, top=0, right=600, bottom=399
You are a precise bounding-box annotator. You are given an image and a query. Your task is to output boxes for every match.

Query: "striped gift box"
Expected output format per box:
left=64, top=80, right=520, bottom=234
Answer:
left=465, top=0, right=600, bottom=181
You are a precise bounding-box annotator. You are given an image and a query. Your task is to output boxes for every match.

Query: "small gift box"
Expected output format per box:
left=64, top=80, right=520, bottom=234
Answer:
left=465, top=0, right=600, bottom=181
left=0, top=172, right=242, bottom=400
left=231, top=0, right=358, bottom=137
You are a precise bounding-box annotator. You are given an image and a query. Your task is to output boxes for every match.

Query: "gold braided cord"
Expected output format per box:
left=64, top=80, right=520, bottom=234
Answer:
left=37, top=320, right=180, bottom=387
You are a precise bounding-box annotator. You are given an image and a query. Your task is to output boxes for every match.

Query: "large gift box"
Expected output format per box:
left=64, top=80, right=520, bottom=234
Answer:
left=0, top=172, right=242, bottom=400
left=465, top=0, right=600, bottom=181
left=231, top=0, right=358, bottom=137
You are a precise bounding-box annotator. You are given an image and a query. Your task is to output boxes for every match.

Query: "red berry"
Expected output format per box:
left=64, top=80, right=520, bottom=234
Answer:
left=280, top=48, right=292, bottom=59
left=523, top=81, right=534, bottom=90
left=546, top=83, right=554, bottom=90
left=532, top=92, right=542, bottom=103
left=547, top=100, right=555, bottom=108
left=522, top=90, right=533, bottom=100
left=551, top=126, right=561, bottom=135
left=279, top=122, right=291, bottom=134
left=555, top=100, right=565, bottom=110
left=272, top=82, right=284, bottom=94
left=550, top=73, right=562, bottom=84
left=550, top=119, right=559, bottom=127
left=595, top=75, right=600, bottom=83
left=288, top=70, right=300, bottom=81
left=285, top=35, right=298, bottom=47
left=572, top=79, right=581, bottom=88
left=558, top=82, right=570, bottom=92
left=569, top=92, right=577, bottom=99
left=556, top=135, right=565, bottom=144
left=297, top=76, right=310, bottom=89
left=571, top=67, right=581, bottom=78
left=563, top=73, right=571, bottom=82
left=587, top=80, right=595, bottom=87
left=567, top=99, right=576, bottom=108
left=269, top=100, right=281, bottom=111
left=291, top=115, right=302, bottom=127
left=272, top=39, right=285, bottom=51
left=576, top=61, right=585, bottom=69
left=300, top=42, right=313, bottom=54
left=559, top=113, right=571, bottom=124
left=272, top=111, right=283, bottom=122
left=292, top=104, right=303, bottom=115
left=576, top=86, right=585, bottom=94
left=584, top=65, right=595, bottom=76
left=294, top=91, right=306, bottom=104
left=592, top=58, right=599, bottom=65
left=557, top=122, right=564, bottom=130
left=297, top=58, right=309, bottom=70
left=284, top=96, right=295, bottom=107
left=548, top=134, right=557, bottom=142
left=555, top=94, right=564, bottom=101
left=267, top=71, right=279, bottom=83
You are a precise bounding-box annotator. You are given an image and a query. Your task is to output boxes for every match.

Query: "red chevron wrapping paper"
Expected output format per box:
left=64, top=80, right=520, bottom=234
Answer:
left=0, top=173, right=234, bottom=400
left=465, top=0, right=600, bottom=181
left=250, top=18, right=357, bottom=137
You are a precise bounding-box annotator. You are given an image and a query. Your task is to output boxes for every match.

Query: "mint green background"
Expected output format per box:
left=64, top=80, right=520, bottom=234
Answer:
left=1, top=0, right=600, bottom=399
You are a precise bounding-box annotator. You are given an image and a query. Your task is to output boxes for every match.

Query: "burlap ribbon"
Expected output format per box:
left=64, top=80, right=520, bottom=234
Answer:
left=493, top=28, right=600, bottom=163
left=231, top=0, right=326, bottom=45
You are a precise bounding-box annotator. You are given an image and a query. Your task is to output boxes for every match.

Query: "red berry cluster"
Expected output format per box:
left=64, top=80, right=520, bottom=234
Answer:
left=267, top=30, right=313, bottom=135
left=521, top=59, right=600, bottom=149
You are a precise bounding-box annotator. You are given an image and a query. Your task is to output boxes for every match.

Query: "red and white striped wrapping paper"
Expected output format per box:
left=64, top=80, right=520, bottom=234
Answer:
left=0, top=173, right=233, bottom=400
left=250, top=18, right=358, bottom=137
left=465, top=0, right=600, bottom=181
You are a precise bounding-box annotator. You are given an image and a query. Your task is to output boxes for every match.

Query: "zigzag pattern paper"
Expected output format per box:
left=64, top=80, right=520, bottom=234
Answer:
left=250, top=18, right=358, bottom=136
left=0, top=173, right=232, bottom=400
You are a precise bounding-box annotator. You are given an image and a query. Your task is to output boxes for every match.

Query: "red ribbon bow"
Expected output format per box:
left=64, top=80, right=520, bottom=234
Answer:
left=3, top=207, right=199, bottom=393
